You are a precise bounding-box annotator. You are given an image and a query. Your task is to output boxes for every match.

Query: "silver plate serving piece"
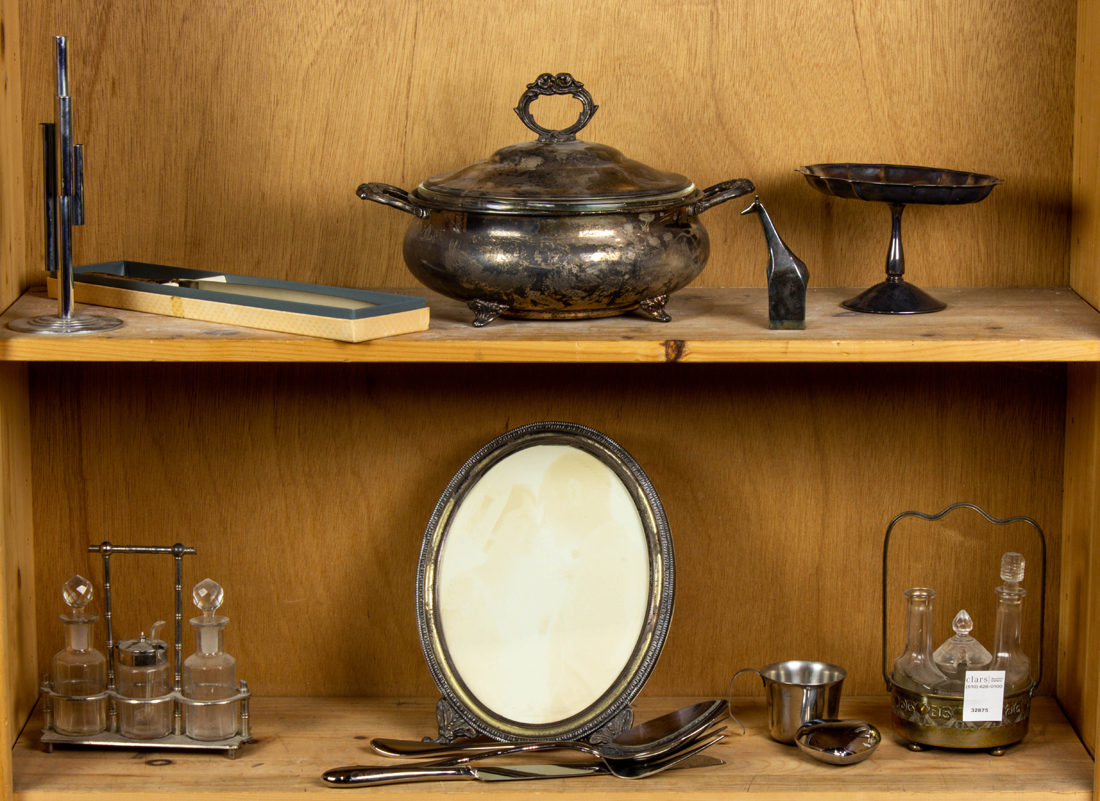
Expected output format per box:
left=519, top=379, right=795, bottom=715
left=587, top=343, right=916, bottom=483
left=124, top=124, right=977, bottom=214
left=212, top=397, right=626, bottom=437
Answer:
left=797, top=163, right=1002, bottom=314
left=417, top=422, right=675, bottom=743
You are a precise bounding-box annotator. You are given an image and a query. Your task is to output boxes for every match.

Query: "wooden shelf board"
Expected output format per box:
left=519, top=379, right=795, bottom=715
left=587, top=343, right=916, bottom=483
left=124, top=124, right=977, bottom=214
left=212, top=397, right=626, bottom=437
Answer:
left=10, top=696, right=1092, bottom=800
left=1, top=287, right=1099, bottom=363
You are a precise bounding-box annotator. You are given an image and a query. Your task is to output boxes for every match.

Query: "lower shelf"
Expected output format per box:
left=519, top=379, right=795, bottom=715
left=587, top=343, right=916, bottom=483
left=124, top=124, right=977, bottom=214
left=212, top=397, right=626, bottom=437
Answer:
left=11, top=696, right=1093, bottom=799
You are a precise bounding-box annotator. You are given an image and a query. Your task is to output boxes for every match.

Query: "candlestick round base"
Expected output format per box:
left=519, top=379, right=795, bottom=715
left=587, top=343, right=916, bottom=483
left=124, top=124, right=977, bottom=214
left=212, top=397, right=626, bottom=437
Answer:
left=8, top=313, right=124, bottom=334
left=842, top=279, right=946, bottom=314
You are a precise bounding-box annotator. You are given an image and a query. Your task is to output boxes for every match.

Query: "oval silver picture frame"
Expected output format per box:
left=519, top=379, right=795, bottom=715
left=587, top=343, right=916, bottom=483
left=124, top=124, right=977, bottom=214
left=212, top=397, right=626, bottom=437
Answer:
left=417, top=422, right=675, bottom=742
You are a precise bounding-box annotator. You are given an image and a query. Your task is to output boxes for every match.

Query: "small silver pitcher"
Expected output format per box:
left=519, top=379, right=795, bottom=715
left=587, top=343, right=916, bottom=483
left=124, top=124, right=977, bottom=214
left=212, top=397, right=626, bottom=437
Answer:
left=732, top=660, right=846, bottom=744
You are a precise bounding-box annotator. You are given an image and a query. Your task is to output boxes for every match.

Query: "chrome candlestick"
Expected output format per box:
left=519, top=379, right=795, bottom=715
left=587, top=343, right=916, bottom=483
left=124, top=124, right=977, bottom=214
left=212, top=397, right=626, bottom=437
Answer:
left=9, top=36, right=123, bottom=335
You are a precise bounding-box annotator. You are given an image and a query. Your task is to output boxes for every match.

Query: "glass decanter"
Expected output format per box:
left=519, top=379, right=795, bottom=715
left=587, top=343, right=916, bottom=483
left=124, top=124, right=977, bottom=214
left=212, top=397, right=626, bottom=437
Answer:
left=182, top=578, right=238, bottom=740
left=116, top=621, right=172, bottom=739
left=988, top=552, right=1033, bottom=694
left=892, top=587, right=949, bottom=693
left=51, top=575, right=107, bottom=735
left=932, top=609, right=992, bottom=694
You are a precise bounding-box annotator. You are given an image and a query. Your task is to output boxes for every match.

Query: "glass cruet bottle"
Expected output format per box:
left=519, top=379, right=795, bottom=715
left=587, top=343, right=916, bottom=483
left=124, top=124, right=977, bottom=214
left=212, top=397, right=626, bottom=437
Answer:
left=932, top=609, right=992, bottom=694
left=892, top=587, right=949, bottom=693
left=182, top=578, right=239, bottom=740
left=116, top=621, right=172, bottom=739
left=51, top=575, right=107, bottom=736
left=988, top=552, right=1033, bottom=694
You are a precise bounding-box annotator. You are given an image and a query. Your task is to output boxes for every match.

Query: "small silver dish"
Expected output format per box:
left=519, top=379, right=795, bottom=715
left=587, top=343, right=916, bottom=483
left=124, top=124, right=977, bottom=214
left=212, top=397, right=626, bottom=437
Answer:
left=795, top=719, right=881, bottom=765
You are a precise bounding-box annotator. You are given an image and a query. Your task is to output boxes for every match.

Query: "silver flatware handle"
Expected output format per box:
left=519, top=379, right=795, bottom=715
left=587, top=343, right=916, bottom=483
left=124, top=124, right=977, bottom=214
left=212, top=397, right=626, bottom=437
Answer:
left=371, top=737, right=571, bottom=759
left=323, top=764, right=472, bottom=787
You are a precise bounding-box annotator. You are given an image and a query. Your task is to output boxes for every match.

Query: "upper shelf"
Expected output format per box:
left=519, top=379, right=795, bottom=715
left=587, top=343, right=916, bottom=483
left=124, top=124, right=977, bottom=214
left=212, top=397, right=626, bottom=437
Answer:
left=1, top=286, right=1099, bottom=363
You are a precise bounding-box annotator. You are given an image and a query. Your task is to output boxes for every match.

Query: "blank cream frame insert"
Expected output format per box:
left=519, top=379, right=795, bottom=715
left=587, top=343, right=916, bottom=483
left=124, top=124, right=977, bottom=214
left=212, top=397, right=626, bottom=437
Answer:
left=437, top=443, right=650, bottom=724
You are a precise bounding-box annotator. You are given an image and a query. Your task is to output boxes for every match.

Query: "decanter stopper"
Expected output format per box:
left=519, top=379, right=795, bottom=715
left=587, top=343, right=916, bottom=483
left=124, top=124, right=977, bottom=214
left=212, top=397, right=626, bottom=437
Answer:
left=1001, top=552, right=1025, bottom=587
left=62, top=575, right=94, bottom=619
left=193, top=578, right=224, bottom=616
left=932, top=609, right=992, bottom=693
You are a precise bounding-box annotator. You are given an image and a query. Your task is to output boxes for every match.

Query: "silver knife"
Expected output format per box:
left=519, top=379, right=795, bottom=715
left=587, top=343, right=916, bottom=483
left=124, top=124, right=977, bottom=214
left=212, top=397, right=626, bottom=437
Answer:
left=321, top=761, right=601, bottom=787
left=321, top=754, right=723, bottom=787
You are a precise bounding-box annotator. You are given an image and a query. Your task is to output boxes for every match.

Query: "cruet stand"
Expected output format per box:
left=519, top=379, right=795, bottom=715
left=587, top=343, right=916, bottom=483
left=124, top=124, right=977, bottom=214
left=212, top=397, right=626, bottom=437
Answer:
left=797, top=164, right=1002, bottom=314
left=880, top=502, right=1045, bottom=754
left=40, top=543, right=252, bottom=758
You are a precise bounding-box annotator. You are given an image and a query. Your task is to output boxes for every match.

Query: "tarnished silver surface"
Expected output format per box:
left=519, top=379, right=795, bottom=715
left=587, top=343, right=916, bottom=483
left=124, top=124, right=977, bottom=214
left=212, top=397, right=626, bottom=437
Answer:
left=797, top=163, right=1001, bottom=314
left=358, top=73, right=753, bottom=325
left=888, top=683, right=1030, bottom=751
left=397, top=206, right=714, bottom=325
left=796, top=163, right=1001, bottom=206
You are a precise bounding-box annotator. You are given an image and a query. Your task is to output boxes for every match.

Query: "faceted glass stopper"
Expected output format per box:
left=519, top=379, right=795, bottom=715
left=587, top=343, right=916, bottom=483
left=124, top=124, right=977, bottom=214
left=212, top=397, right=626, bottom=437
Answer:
left=193, top=578, right=224, bottom=614
left=1001, top=552, right=1025, bottom=584
left=952, top=609, right=974, bottom=635
left=933, top=608, right=992, bottom=679
left=62, top=575, right=93, bottom=611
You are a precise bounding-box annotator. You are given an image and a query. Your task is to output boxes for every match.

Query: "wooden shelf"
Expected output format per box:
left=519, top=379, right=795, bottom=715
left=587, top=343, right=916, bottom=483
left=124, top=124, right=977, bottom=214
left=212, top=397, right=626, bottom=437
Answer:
left=11, top=696, right=1090, bottom=799
left=2, top=287, right=1099, bottom=363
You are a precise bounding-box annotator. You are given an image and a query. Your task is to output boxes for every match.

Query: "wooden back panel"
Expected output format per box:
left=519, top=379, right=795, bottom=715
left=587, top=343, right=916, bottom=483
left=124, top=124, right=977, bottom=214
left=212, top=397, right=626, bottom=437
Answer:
left=18, top=0, right=1074, bottom=293
left=31, top=362, right=1064, bottom=699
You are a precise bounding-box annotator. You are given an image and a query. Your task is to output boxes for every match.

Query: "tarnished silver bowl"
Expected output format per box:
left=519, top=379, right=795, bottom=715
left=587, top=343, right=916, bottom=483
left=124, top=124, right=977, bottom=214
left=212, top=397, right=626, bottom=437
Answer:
left=358, top=73, right=753, bottom=326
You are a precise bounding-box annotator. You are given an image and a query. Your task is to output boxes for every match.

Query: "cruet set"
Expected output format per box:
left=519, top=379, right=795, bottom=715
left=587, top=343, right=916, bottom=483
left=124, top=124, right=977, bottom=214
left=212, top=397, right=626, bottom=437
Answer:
left=883, top=504, right=1045, bottom=754
left=40, top=542, right=252, bottom=757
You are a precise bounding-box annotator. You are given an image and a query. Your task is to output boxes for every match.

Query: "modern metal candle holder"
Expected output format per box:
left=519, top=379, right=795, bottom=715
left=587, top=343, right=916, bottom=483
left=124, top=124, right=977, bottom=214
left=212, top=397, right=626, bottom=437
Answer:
left=9, top=36, right=123, bottom=335
left=40, top=542, right=252, bottom=758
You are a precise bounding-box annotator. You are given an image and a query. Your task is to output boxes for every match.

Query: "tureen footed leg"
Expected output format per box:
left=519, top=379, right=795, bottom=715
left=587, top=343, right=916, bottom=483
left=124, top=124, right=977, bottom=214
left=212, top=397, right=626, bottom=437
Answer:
left=468, top=299, right=509, bottom=327
left=637, top=295, right=671, bottom=322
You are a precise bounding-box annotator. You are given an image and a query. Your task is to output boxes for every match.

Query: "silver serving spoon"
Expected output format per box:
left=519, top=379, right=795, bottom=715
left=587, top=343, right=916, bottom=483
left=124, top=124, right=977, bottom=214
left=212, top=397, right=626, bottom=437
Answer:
left=371, top=699, right=728, bottom=763
left=323, top=730, right=726, bottom=785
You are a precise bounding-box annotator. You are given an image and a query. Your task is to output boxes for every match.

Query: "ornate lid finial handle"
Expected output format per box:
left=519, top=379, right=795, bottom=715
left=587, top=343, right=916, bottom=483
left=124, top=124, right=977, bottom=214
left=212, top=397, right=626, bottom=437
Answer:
left=514, top=73, right=599, bottom=144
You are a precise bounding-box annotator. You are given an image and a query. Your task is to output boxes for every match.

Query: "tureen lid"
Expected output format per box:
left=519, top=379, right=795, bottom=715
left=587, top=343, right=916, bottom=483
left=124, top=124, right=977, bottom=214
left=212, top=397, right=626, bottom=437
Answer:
left=414, top=74, right=698, bottom=214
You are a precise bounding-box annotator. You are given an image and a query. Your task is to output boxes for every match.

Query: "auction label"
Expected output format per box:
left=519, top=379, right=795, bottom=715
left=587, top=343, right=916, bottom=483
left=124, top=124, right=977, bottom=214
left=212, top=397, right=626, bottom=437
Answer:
left=963, top=671, right=1006, bottom=721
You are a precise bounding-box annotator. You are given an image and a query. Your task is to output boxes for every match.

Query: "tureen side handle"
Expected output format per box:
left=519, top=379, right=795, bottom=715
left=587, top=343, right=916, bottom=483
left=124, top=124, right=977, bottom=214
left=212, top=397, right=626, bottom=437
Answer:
left=356, top=182, right=430, bottom=219
left=689, top=178, right=756, bottom=216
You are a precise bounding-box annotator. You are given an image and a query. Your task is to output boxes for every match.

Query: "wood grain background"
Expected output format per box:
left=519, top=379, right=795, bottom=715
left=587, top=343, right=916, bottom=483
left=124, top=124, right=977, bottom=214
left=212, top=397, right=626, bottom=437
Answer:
left=29, top=361, right=1064, bottom=700
left=18, top=1, right=1075, bottom=293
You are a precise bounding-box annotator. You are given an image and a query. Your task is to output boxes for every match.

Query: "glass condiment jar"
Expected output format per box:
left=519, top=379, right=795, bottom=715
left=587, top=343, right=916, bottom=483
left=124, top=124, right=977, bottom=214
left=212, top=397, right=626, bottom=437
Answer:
left=182, top=578, right=239, bottom=740
left=932, top=609, right=992, bottom=694
left=51, top=575, right=107, bottom=736
left=116, top=621, right=172, bottom=739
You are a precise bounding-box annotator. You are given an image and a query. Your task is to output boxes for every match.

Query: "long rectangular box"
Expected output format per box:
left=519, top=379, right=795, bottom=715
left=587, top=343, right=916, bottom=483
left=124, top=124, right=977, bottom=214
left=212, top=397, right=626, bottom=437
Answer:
left=46, top=261, right=429, bottom=342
